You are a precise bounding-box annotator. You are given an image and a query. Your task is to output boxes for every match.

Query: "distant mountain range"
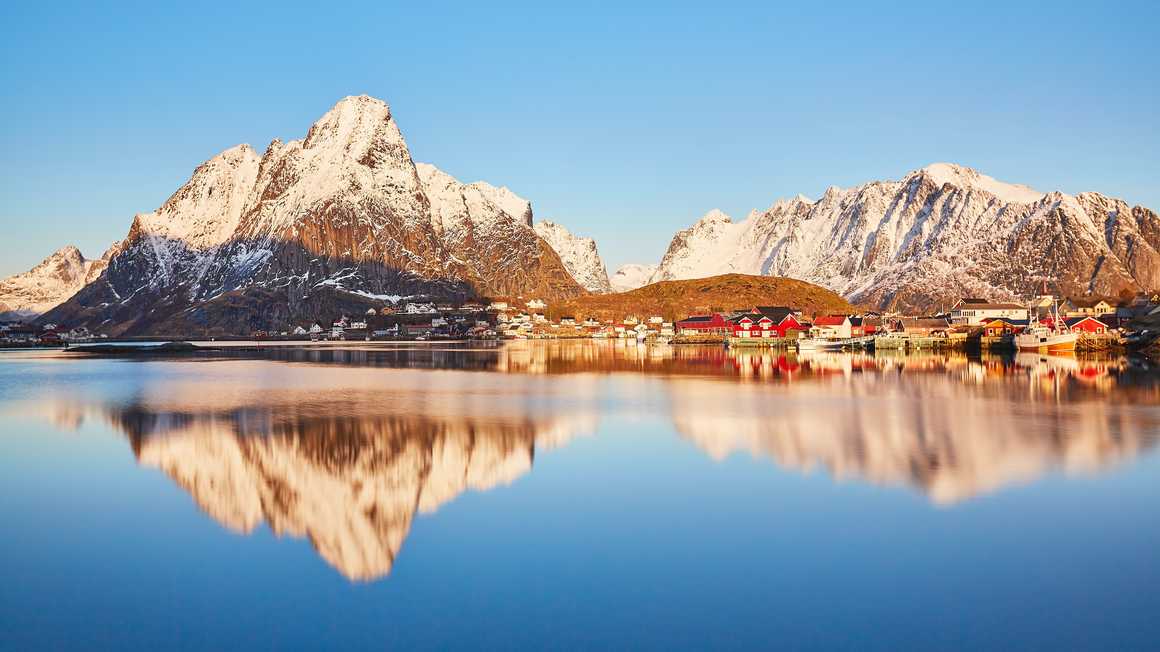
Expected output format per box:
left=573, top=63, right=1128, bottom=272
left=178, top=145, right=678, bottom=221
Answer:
left=638, top=164, right=1160, bottom=312
left=3, top=95, right=1156, bottom=330
left=0, top=245, right=112, bottom=320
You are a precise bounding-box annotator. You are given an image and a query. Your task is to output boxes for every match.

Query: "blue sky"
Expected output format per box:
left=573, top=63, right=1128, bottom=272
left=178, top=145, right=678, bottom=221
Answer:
left=1, top=1, right=1157, bottom=277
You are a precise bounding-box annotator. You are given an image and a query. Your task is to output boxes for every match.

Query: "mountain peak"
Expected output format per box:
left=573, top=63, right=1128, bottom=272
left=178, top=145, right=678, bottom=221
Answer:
left=0, top=244, right=111, bottom=316
left=914, top=162, right=1044, bottom=204
left=303, top=95, right=395, bottom=151
left=699, top=209, right=732, bottom=224
left=54, top=245, right=83, bottom=259
left=532, top=219, right=612, bottom=293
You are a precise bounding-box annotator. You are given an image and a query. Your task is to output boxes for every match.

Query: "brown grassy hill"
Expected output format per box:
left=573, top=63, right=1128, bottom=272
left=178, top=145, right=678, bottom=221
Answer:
left=548, top=273, right=853, bottom=322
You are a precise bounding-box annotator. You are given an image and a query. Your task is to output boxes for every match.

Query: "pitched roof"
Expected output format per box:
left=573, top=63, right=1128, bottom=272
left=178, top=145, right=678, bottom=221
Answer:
left=903, top=318, right=951, bottom=330
left=813, top=315, right=849, bottom=326
left=753, top=306, right=795, bottom=322
left=1067, top=296, right=1112, bottom=308
left=959, top=302, right=1025, bottom=310
left=1064, top=316, right=1108, bottom=327
left=981, top=318, right=1029, bottom=326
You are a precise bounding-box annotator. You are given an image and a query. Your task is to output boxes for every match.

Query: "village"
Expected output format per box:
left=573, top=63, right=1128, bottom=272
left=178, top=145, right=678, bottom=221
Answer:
left=3, top=291, right=1158, bottom=353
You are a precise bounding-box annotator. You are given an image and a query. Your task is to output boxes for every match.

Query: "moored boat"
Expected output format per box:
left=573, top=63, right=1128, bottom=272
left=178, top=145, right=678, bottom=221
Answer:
left=1015, top=299, right=1076, bottom=352
left=1015, top=327, right=1077, bottom=352
left=797, top=337, right=844, bottom=351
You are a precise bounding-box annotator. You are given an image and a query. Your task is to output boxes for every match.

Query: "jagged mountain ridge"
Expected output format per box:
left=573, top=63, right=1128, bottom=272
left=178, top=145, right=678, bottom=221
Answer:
left=533, top=220, right=612, bottom=292
left=650, top=164, right=1160, bottom=312
left=41, top=96, right=592, bottom=335
left=0, top=245, right=113, bottom=318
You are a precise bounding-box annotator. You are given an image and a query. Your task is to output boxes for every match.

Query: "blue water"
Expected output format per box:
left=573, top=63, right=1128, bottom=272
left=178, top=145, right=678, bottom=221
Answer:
left=0, top=345, right=1157, bottom=650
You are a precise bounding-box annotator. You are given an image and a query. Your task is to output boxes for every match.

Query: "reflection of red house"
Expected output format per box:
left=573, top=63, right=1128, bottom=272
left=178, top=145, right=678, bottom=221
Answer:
left=1065, top=316, right=1109, bottom=334
left=676, top=313, right=731, bottom=335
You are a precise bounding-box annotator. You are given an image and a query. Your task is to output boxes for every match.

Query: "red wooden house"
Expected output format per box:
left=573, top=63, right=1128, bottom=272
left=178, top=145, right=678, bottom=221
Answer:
left=676, top=313, right=732, bottom=335
left=730, top=307, right=807, bottom=338
left=1064, top=316, right=1110, bottom=334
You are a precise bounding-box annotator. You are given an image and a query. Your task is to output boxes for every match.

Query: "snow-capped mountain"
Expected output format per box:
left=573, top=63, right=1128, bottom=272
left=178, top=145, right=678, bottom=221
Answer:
left=608, top=263, right=657, bottom=292
left=0, top=245, right=113, bottom=318
left=649, top=164, right=1160, bottom=311
left=42, top=96, right=590, bottom=334
left=533, top=220, right=612, bottom=292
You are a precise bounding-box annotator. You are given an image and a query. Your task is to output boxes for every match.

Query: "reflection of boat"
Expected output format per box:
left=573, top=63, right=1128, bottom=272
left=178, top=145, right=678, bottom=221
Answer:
left=1015, top=351, right=1079, bottom=373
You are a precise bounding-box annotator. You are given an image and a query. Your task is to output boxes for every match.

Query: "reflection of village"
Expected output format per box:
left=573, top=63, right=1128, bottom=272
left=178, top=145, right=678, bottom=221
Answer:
left=23, top=346, right=1159, bottom=582
left=495, top=341, right=1159, bottom=402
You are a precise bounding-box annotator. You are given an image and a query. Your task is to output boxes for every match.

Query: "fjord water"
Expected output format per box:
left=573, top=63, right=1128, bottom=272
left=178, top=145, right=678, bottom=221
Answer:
left=1, top=343, right=1158, bottom=650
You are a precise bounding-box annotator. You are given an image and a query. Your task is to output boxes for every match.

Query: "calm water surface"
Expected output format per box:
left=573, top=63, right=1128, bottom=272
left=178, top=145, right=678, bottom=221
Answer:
left=1, top=341, right=1158, bottom=650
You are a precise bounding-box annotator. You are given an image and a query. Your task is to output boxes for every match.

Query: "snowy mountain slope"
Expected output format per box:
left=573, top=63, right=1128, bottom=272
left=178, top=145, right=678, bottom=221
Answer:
left=42, top=96, right=588, bottom=335
left=415, top=164, right=583, bottom=298
left=650, top=164, right=1160, bottom=311
left=608, top=263, right=658, bottom=292
left=0, top=245, right=113, bottom=317
left=533, top=220, right=612, bottom=292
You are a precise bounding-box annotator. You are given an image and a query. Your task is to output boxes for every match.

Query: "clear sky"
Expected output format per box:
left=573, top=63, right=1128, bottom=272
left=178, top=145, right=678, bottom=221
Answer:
left=1, top=1, right=1157, bottom=277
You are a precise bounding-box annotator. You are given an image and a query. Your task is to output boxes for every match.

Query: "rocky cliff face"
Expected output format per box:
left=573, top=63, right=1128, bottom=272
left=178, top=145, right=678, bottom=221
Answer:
left=533, top=220, right=612, bottom=292
left=0, top=245, right=113, bottom=318
left=650, top=164, right=1160, bottom=312
left=42, top=96, right=588, bottom=335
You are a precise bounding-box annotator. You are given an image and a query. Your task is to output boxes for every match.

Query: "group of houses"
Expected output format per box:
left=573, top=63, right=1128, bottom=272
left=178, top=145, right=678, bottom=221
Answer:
left=5, top=289, right=1157, bottom=347
left=944, top=294, right=1159, bottom=340
left=666, top=291, right=1160, bottom=348
left=0, top=321, right=99, bottom=346
left=296, top=302, right=496, bottom=341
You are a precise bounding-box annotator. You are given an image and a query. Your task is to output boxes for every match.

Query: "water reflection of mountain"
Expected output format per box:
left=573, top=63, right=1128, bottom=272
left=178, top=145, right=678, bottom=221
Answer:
left=103, top=401, right=594, bottom=581
left=669, top=375, right=1160, bottom=504
left=14, top=343, right=1160, bottom=580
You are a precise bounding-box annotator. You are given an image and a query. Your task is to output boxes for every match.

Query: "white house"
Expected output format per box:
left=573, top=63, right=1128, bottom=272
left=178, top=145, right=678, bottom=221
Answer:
left=949, top=299, right=1029, bottom=325
left=811, top=315, right=852, bottom=339
left=526, top=298, right=547, bottom=312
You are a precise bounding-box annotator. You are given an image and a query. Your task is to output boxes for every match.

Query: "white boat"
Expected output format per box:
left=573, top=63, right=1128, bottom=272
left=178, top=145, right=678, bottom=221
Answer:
left=1015, top=326, right=1077, bottom=352
left=797, top=338, right=844, bottom=351
left=1015, top=299, right=1076, bottom=352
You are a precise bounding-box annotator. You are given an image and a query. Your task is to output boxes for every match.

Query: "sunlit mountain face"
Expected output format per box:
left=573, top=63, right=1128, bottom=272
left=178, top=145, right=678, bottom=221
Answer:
left=7, top=343, right=1158, bottom=581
